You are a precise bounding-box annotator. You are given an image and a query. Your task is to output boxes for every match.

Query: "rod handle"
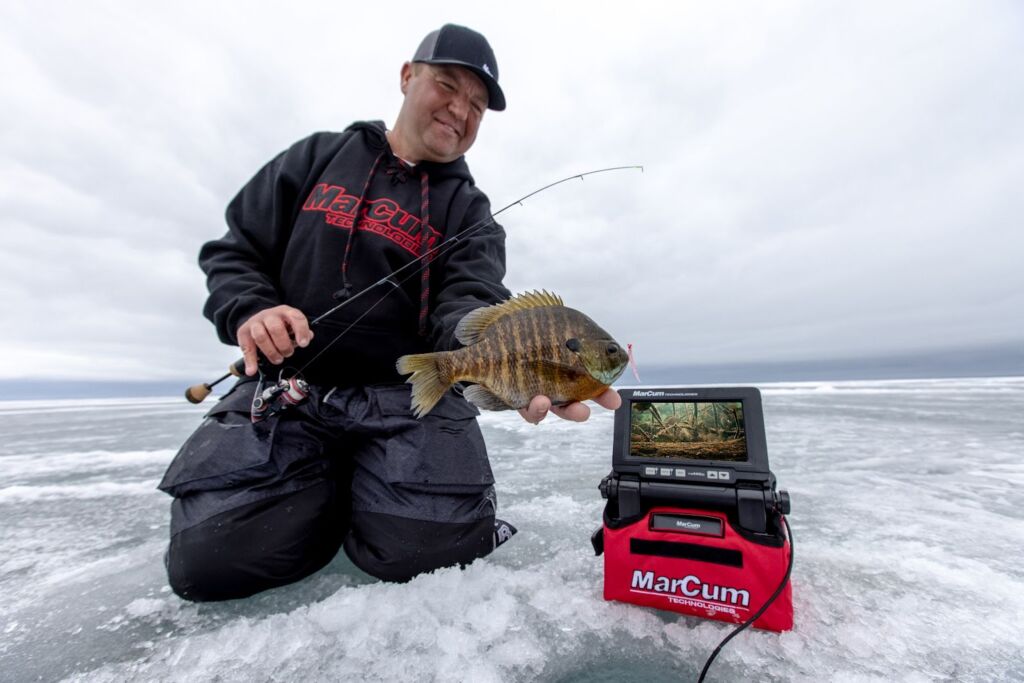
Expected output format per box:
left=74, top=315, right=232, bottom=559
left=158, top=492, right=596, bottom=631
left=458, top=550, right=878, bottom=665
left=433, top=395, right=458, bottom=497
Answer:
left=185, top=383, right=212, bottom=404
left=184, top=358, right=250, bottom=404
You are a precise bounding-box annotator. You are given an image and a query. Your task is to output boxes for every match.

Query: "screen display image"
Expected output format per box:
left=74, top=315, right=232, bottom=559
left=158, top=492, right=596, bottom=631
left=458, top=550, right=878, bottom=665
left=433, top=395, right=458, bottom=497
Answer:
left=629, top=400, right=748, bottom=462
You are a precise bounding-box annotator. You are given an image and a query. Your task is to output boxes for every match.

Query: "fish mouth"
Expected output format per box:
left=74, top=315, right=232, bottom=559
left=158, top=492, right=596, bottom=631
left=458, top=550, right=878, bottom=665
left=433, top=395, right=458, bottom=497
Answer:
left=590, top=362, right=628, bottom=386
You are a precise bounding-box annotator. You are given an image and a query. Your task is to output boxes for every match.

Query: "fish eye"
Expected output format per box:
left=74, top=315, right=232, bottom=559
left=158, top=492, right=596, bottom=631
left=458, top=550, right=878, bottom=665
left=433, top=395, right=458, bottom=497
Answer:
left=565, top=338, right=582, bottom=352
left=606, top=343, right=619, bottom=355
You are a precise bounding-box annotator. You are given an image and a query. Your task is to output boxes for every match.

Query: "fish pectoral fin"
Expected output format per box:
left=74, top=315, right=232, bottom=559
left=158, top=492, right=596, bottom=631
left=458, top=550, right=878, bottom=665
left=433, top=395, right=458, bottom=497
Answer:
left=455, top=290, right=565, bottom=345
left=463, top=384, right=514, bottom=411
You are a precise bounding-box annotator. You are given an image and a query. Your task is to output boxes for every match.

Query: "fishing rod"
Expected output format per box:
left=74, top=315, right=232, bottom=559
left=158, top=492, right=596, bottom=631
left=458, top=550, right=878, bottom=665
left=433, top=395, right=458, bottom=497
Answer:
left=185, top=165, right=644, bottom=404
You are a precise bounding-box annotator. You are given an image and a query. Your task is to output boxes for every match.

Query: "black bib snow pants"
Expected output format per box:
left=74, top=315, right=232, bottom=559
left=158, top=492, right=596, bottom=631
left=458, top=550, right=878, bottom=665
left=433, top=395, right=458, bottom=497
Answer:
left=158, top=380, right=500, bottom=601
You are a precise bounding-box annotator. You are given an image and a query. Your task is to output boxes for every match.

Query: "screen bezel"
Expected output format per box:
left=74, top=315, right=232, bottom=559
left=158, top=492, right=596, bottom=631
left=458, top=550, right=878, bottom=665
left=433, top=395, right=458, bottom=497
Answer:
left=612, top=387, right=770, bottom=476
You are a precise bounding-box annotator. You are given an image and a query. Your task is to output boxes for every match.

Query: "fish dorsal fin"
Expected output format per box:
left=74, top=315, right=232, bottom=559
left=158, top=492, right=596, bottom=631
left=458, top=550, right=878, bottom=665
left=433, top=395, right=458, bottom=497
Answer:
left=455, top=290, right=565, bottom=346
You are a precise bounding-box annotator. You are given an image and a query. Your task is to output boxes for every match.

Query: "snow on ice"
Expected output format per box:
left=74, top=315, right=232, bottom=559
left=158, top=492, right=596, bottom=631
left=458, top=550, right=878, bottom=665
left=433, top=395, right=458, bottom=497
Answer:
left=0, top=378, right=1022, bottom=681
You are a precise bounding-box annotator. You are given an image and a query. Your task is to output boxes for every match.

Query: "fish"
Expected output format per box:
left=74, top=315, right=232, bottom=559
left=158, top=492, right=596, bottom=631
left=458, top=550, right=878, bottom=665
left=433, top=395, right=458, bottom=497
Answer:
left=396, top=290, right=628, bottom=418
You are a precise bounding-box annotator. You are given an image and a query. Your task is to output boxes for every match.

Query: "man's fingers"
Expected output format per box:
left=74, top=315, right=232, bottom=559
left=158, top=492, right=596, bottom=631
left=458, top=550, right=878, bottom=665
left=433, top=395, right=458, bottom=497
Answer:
left=519, top=391, right=620, bottom=424
left=532, top=389, right=618, bottom=421
left=236, top=306, right=313, bottom=374
left=518, top=395, right=552, bottom=424
left=249, top=322, right=285, bottom=364
left=593, top=388, right=622, bottom=411
left=238, top=329, right=259, bottom=376
left=285, top=309, right=314, bottom=347
left=550, top=402, right=591, bottom=422
left=264, top=316, right=295, bottom=358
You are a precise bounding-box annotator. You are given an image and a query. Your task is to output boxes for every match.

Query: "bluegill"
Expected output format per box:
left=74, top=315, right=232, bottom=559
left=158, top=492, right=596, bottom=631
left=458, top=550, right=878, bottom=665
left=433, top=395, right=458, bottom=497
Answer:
left=396, top=291, right=628, bottom=417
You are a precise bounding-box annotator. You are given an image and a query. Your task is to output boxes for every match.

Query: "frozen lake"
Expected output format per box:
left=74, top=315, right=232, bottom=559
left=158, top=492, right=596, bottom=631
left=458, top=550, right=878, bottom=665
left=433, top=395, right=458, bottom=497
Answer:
left=1, top=377, right=1022, bottom=681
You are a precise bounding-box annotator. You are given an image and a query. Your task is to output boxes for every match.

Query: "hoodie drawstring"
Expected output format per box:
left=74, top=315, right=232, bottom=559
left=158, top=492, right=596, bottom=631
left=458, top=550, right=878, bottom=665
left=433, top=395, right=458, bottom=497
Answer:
left=417, top=170, right=431, bottom=336
left=336, top=149, right=386, bottom=301
left=334, top=149, right=433, bottom=338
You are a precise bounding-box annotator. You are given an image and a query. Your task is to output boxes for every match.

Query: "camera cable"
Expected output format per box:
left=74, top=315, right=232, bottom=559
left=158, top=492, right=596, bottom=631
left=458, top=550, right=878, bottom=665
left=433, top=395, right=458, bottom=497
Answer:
left=697, top=515, right=793, bottom=683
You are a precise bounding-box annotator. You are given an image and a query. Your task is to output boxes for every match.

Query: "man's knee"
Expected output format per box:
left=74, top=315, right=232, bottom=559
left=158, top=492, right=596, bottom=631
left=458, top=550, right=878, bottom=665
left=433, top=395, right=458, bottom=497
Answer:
left=166, top=482, right=344, bottom=602
left=343, top=511, right=497, bottom=583
left=166, top=528, right=255, bottom=602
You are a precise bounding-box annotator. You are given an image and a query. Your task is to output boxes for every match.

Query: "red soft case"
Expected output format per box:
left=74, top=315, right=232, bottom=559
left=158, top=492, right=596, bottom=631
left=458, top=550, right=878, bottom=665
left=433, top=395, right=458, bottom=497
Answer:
left=603, top=507, right=793, bottom=632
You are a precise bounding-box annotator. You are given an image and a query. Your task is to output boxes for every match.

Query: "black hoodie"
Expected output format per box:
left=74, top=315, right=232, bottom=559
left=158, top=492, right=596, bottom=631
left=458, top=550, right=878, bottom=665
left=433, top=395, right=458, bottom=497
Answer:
left=199, top=121, right=510, bottom=386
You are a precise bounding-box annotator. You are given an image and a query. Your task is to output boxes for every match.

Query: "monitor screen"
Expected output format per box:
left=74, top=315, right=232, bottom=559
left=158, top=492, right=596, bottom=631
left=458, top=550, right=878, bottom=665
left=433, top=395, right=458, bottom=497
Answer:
left=628, top=400, right=748, bottom=462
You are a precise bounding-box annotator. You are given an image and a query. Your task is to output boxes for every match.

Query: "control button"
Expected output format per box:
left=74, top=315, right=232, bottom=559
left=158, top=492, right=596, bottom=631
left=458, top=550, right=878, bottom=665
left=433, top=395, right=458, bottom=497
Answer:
left=644, top=467, right=658, bottom=476
left=659, top=468, right=673, bottom=476
left=674, top=468, right=686, bottom=477
left=707, top=471, right=719, bottom=480
left=718, top=471, right=730, bottom=480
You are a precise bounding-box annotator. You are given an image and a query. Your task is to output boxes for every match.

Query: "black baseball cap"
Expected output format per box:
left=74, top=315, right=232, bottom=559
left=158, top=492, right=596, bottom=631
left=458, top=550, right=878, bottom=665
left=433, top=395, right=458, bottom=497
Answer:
left=412, top=24, right=506, bottom=111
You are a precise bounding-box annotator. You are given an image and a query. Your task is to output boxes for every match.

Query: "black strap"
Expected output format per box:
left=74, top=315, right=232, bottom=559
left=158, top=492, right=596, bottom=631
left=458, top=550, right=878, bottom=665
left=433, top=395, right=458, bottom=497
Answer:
left=629, top=539, right=743, bottom=568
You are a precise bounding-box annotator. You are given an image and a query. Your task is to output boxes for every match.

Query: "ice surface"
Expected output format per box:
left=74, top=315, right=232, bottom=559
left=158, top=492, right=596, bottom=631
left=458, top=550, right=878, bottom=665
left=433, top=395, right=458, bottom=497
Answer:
left=1, top=380, right=1023, bottom=681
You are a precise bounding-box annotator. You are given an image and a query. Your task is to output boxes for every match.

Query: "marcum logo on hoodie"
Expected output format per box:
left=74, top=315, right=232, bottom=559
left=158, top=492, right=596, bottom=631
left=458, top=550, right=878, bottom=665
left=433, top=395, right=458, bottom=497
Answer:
left=302, top=183, right=441, bottom=257
left=630, top=570, right=750, bottom=609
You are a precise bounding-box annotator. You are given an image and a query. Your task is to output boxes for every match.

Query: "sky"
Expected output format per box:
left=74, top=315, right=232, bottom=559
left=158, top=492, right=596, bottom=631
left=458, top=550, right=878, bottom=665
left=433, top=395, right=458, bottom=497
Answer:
left=1, top=0, right=1022, bottom=382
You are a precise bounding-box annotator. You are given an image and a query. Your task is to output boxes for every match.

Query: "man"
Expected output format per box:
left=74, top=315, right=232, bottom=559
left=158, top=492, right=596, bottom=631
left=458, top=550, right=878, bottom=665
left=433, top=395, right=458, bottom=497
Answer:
left=160, top=24, right=618, bottom=601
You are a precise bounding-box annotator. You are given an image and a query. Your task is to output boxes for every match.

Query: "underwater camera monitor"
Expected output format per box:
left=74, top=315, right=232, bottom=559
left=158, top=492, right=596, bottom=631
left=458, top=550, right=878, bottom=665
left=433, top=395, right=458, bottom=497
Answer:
left=613, top=387, right=769, bottom=482
left=601, top=388, right=788, bottom=535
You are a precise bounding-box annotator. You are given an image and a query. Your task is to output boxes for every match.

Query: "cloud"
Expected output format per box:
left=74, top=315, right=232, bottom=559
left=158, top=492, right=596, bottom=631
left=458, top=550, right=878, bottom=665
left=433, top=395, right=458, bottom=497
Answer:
left=1, top=1, right=1021, bottom=379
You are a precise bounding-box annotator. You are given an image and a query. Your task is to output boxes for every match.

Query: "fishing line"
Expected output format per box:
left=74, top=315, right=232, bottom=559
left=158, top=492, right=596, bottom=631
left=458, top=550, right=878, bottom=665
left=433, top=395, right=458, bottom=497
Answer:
left=696, top=516, right=794, bottom=683
left=306, top=165, right=643, bottom=327
left=292, top=165, right=644, bottom=376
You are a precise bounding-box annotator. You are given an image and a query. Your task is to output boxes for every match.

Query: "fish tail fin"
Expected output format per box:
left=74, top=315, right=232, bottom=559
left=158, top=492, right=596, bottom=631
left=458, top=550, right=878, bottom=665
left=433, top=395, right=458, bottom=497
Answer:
left=396, top=352, right=452, bottom=418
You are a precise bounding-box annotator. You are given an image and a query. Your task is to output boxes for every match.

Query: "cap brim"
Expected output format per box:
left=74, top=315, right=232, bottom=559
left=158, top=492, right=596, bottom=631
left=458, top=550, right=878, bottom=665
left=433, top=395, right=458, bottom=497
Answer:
left=414, top=58, right=506, bottom=111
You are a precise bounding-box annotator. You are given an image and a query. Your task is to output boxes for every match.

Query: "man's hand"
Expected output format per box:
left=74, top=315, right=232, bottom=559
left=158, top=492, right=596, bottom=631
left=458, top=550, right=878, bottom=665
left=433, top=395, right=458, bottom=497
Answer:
left=517, top=388, right=622, bottom=425
left=236, top=305, right=314, bottom=376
